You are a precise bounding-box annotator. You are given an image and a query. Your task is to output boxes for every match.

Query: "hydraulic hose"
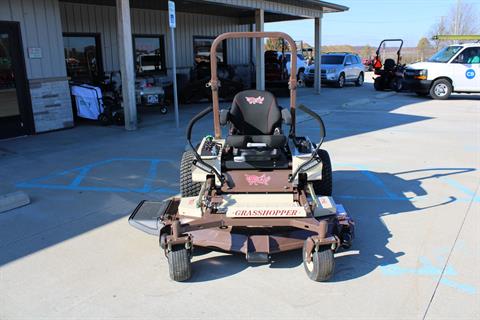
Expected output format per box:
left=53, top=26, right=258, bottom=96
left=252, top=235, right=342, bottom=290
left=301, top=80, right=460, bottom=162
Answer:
left=185, top=106, right=225, bottom=185
left=289, top=104, right=326, bottom=183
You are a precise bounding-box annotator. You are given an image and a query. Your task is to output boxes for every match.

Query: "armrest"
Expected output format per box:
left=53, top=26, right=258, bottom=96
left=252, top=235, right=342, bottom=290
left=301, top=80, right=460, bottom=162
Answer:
left=281, top=107, right=292, bottom=125
left=219, top=109, right=229, bottom=126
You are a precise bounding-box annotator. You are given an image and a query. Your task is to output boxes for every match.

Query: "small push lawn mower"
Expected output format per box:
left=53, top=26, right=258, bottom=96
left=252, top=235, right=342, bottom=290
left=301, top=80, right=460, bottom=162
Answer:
left=70, top=83, right=124, bottom=126
left=129, top=32, right=355, bottom=282
left=373, top=39, right=406, bottom=92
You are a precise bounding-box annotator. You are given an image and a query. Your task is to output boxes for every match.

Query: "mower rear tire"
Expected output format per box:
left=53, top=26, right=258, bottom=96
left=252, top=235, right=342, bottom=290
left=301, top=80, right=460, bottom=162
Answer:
left=167, top=246, right=192, bottom=282
left=391, top=78, right=403, bottom=92
left=303, top=242, right=335, bottom=282
left=180, top=150, right=202, bottom=197
left=313, top=149, right=332, bottom=196
left=374, top=77, right=384, bottom=91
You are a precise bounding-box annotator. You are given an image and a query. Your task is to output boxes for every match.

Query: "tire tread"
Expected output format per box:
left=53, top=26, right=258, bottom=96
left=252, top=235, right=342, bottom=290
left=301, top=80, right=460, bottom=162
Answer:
left=180, top=151, right=202, bottom=197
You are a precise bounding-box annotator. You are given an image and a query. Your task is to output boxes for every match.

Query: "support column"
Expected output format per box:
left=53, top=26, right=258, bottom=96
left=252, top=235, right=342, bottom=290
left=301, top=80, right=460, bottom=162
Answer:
left=116, top=0, right=137, bottom=130
left=255, top=9, right=265, bottom=91
left=314, top=16, right=322, bottom=94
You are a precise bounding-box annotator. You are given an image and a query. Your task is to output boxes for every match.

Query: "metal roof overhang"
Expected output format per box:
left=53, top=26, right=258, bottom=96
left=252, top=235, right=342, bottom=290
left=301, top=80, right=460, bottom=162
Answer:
left=59, top=0, right=348, bottom=22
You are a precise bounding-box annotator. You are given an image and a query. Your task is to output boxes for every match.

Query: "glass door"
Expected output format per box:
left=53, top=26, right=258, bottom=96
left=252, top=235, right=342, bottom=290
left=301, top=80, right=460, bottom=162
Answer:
left=0, top=22, right=33, bottom=139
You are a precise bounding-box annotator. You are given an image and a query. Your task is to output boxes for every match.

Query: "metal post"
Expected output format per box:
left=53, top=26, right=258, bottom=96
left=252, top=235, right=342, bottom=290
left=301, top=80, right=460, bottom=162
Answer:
left=170, top=27, right=179, bottom=128
left=314, top=16, right=322, bottom=94
left=116, top=0, right=137, bottom=130
left=255, top=9, right=265, bottom=91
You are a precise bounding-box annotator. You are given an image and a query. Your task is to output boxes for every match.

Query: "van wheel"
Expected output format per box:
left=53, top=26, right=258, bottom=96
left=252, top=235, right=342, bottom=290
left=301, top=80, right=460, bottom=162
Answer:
left=430, top=79, right=452, bottom=100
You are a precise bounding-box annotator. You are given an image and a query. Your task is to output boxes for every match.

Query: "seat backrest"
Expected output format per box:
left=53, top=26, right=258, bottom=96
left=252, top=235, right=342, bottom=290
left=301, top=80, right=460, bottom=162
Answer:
left=229, top=90, right=281, bottom=135
left=384, top=58, right=396, bottom=71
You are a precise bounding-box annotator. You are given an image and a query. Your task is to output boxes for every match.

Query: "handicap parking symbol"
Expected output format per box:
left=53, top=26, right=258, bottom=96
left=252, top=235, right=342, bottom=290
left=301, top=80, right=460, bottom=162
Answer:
left=465, top=69, right=476, bottom=79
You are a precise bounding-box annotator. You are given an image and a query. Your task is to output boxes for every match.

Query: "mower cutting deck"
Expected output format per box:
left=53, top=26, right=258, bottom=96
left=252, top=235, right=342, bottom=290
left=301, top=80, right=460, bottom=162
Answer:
left=128, top=31, right=355, bottom=282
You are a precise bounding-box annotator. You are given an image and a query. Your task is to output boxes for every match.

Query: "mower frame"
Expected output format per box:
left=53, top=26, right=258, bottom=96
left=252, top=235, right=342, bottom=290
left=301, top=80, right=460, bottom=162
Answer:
left=129, top=31, right=355, bottom=282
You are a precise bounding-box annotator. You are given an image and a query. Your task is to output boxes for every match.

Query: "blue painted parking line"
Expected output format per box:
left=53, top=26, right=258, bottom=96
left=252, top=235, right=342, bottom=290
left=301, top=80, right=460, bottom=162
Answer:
left=441, top=177, right=480, bottom=202
left=381, top=256, right=476, bottom=295
left=16, top=160, right=477, bottom=204
left=16, top=158, right=176, bottom=194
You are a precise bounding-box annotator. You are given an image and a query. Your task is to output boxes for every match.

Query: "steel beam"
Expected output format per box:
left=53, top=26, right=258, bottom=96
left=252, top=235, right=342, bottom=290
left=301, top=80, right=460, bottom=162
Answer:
left=116, top=0, right=137, bottom=130
left=314, top=16, right=322, bottom=94
left=255, top=9, right=265, bottom=91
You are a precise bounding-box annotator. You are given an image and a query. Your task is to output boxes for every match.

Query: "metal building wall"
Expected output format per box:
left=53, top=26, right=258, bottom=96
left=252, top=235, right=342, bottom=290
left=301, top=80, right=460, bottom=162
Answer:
left=59, top=2, right=251, bottom=74
left=0, top=0, right=67, bottom=79
left=0, top=0, right=73, bottom=133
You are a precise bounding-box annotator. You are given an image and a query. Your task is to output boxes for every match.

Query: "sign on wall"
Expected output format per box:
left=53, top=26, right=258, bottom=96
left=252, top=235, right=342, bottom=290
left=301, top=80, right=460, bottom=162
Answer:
left=28, top=47, right=42, bottom=59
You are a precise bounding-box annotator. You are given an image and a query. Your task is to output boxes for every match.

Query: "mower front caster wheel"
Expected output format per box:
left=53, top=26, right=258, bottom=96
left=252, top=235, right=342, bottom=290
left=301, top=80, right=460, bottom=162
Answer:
left=302, top=241, right=335, bottom=282
left=167, top=246, right=192, bottom=282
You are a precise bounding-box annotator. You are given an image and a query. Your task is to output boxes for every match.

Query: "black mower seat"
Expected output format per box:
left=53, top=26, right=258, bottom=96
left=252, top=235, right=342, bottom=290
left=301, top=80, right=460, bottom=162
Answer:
left=384, top=58, right=396, bottom=71
left=225, top=90, right=285, bottom=149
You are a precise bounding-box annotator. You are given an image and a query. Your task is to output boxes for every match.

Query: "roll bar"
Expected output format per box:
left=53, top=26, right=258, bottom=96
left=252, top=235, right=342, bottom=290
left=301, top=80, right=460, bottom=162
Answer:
left=375, top=39, right=404, bottom=64
left=209, top=32, right=298, bottom=139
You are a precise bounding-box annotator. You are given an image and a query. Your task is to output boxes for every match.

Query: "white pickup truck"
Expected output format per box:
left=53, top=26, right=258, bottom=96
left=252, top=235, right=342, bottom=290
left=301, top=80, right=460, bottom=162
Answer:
left=404, top=43, right=480, bottom=99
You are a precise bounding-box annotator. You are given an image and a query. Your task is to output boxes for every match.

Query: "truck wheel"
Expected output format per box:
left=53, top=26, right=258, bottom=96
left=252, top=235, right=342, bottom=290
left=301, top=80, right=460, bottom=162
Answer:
left=180, top=150, right=202, bottom=197
left=429, top=79, right=452, bottom=100
left=303, top=241, right=335, bottom=282
left=168, top=246, right=192, bottom=282
left=312, top=149, right=332, bottom=196
left=355, top=72, right=364, bottom=87
left=374, top=77, right=384, bottom=91
left=336, top=73, right=345, bottom=88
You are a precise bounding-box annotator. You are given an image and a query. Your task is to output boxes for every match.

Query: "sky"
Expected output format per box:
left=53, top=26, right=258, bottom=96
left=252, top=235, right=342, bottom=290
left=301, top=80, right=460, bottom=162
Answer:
left=265, top=0, right=474, bottom=47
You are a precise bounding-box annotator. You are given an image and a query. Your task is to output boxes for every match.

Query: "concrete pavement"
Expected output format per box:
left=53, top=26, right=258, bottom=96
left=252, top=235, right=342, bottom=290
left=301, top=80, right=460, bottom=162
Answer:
left=0, top=79, right=479, bottom=319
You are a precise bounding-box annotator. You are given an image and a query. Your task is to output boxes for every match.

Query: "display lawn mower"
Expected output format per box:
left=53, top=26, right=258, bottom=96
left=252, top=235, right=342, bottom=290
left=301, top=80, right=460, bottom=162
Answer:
left=373, top=39, right=406, bottom=92
left=129, top=32, right=355, bottom=282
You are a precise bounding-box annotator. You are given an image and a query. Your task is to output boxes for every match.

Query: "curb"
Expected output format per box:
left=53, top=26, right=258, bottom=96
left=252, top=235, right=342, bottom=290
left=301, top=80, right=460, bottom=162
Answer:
left=0, top=191, right=30, bottom=214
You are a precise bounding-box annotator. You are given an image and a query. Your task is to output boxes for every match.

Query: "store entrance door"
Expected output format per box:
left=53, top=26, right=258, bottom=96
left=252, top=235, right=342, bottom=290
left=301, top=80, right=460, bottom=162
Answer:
left=0, top=21, right=33, bottom=139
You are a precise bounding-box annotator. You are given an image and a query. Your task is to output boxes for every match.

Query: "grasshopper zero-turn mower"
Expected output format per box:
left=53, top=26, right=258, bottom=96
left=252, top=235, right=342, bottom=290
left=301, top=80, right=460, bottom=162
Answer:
left=373, top=39, right=405, bottom=92
left=129, top=32, right=355, bottom=282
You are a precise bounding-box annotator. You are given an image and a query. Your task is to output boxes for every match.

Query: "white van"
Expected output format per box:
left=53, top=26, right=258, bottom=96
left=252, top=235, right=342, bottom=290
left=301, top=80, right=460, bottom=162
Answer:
left=404, top=43, right=480, bottom=99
